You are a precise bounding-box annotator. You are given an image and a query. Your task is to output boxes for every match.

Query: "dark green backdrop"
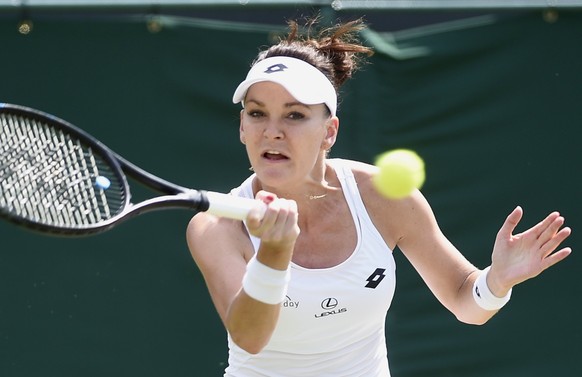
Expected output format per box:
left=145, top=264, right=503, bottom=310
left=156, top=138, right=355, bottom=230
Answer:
left=1, top=9, right=580, bottom=377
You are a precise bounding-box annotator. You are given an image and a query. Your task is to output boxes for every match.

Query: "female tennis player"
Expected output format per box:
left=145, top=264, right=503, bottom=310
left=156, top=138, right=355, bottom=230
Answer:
left=186, top=18, right=572, bottom=376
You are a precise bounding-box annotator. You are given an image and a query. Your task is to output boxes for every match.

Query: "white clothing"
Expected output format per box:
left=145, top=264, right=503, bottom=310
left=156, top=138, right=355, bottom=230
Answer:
left=225, top=158, right=396, bottom=377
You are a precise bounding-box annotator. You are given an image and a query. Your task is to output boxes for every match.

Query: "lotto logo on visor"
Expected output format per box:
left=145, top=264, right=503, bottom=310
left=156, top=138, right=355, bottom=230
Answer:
left=232, top=56, right=338, bottom=116
left=264, top=63, right=287, bottom=74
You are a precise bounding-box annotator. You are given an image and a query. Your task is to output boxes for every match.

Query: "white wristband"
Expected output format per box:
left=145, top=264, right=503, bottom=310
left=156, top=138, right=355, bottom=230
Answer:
left=242, top=255, right=291, bottom=305
left=472, top=266, right=512, bottom=311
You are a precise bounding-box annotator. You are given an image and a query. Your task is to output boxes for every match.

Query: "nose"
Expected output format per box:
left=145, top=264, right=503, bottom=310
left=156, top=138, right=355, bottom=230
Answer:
left=263, top=119, right=284, bottom=140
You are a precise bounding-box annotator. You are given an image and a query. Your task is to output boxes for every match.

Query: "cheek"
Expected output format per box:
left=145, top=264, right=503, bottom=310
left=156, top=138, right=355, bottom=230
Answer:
left=299, top=135, right=327, bottom=158
left=241, top=127, right=261, bottom=147
left=240, top=121, right=258, bottom=143
left=240, top=128, right=262, bottom=157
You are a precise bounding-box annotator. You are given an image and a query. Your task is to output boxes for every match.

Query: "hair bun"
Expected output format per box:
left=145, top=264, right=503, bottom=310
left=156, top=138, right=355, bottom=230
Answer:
left=258, top=17, right=373, bottom=90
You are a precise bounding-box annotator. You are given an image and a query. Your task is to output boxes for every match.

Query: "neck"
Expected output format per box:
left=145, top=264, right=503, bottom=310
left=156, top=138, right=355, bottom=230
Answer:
left=252, top=159, right=337, bottom=204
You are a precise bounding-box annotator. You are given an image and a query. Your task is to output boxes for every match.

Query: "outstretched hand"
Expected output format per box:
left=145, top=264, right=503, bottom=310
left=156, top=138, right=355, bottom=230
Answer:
left=487, top=206, right=572, bottom=297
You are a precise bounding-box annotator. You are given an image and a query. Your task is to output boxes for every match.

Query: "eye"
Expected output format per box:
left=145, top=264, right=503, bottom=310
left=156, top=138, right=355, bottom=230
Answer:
left=287, top=111, right=306, bottom=120
left=247, top=109, right=265, bottom=118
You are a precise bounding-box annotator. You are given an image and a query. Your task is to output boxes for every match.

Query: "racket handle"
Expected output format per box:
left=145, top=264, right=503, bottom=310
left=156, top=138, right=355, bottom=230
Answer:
left=205, top=191, right=266, bottom=221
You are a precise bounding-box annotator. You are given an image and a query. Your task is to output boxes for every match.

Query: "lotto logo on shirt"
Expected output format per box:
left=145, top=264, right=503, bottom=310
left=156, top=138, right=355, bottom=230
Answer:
left=365, top=268, right=387, bottom=289
left=315, top=297, right=347, bottom=318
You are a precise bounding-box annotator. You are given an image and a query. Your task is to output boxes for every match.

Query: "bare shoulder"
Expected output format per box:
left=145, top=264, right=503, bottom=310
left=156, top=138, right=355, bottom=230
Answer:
left=334, top=158, right=378, bottom=175
left=339, top=158, right=436, bottom=250
left=334, top=159, right=379, bottom=198
left=186, top=213, right=253, bottom=267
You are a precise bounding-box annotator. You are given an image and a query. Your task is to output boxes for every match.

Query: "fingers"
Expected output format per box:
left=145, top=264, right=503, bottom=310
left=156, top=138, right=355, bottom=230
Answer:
left=541, top=247, right=572, bottom=271
left=525, top=211, right=572, bottom=273
left=493, top=207, right=572, bottom=280
left=538, top=217, right=572, bottom=258
left=538, top=216, right=572, bottom=271
left=246, top=191, right=276, bottom=225
left=255, top=198, right=293, bottom=233
left=247, top=191, right=300, bottom=246
left=531, top=211, right=562, bottom=240
left=255, top=190, right=277, bottom=205
left=523, top=210, right=570, bottom=255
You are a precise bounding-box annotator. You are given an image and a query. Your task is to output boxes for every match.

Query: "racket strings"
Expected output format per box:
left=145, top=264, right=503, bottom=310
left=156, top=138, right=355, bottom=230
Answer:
left=0, top=113, right=125, bottom=228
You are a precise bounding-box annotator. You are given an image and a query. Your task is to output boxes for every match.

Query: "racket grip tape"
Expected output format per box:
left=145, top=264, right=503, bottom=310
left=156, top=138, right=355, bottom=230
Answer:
left=204, top=191, right=266, bottom=221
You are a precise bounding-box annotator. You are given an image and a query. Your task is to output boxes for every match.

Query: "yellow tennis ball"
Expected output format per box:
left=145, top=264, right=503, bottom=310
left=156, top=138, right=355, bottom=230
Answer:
left=373, top=149, right=425, bottom=199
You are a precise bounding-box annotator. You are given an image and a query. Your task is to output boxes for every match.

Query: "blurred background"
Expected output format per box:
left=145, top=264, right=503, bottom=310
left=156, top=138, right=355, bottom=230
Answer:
left=1, top=1, right=580, bottom=376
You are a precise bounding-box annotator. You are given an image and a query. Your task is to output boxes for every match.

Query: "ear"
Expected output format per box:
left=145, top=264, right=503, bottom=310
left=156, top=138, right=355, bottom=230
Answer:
left=322, top=116, right=339, bottom=151
left=239, top=110, right=246, bottom=145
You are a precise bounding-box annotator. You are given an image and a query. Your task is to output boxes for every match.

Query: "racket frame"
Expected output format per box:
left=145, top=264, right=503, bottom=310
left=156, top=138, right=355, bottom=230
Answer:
left=0, top=103, right=216, bottom=236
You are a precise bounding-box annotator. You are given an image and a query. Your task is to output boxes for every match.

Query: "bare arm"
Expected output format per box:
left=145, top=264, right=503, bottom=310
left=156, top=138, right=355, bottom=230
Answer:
left=186, top=192, right=299, bottom=354
left=392, top=191, right=493, bottom=324
left=356, top=163, right=572, bottom=324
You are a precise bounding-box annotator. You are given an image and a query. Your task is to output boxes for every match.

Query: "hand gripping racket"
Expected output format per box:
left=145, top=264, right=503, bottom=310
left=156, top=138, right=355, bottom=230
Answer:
left=0, top=103, right=263, bottom=236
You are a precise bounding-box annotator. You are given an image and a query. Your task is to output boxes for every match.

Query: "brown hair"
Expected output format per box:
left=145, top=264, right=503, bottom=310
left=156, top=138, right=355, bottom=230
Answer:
left=254, top=17, right=374, bottom=92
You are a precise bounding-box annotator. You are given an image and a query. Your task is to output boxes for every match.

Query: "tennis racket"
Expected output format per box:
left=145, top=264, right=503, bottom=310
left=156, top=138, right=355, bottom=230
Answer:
left=0, top=103, right=264, bottom=236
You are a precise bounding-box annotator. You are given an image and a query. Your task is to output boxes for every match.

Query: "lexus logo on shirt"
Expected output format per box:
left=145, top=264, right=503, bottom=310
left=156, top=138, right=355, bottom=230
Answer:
left=321, top=297, right=338, bottom=310
left=315, top=297, right=347, bottom=318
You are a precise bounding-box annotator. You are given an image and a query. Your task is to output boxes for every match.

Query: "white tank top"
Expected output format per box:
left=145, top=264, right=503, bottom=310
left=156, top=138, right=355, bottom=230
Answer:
left=225, top=159, right=396, bottom=377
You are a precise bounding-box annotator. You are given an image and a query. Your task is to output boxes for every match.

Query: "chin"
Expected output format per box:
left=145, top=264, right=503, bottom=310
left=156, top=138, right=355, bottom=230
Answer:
left=255, top=168, right=294, bottom=188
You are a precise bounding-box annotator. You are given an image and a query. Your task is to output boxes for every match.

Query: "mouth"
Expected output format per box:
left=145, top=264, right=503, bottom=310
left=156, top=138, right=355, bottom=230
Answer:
left=262, top=150, right=289, bottom=161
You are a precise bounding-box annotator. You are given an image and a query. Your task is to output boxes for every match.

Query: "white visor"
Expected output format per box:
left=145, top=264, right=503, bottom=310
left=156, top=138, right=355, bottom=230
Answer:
left=232, top=56, right=337, bottom=116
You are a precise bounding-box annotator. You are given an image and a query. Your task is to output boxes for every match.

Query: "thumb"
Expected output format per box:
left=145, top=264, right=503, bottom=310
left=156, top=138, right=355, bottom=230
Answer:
left=246, top=190, right=276, bottom=227
left=246, top=201, right=267, bottom=227
left=497, top=206, right=523, bottom=241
